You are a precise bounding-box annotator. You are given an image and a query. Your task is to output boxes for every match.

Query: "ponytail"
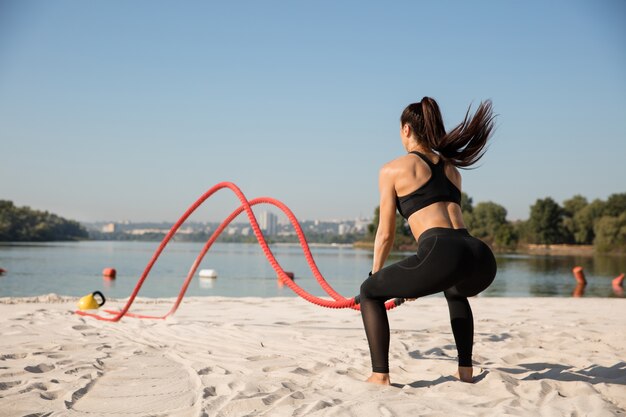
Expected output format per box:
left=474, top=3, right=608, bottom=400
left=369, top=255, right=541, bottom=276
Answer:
left=401, top=97, right=495, bottom=168
left=420, top=97, right=446, bottom=150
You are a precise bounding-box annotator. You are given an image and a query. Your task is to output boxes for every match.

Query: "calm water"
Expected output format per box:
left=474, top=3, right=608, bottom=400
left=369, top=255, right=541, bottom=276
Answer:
left=0, top=241, right=625, bottom=299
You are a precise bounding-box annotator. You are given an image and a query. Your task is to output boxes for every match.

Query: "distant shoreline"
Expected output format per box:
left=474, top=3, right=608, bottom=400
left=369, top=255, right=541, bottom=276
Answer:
left=518, top=243, right=595, bottom=256
left=353, top=241, right=603, bottom=256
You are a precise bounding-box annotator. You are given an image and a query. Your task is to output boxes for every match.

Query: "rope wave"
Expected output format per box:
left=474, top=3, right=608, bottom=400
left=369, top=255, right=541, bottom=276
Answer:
left=75, top=182, right=402, bottom=321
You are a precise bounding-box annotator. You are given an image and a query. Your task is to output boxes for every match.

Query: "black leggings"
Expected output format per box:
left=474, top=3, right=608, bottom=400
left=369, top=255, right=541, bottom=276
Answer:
left=359, top=227, right=497, bottom=373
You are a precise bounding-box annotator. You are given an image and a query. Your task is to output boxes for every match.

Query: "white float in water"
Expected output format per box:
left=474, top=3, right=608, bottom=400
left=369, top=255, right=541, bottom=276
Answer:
left=199, top=269, right=218, bottom=278
left=198, top=277, right=215, bottom=289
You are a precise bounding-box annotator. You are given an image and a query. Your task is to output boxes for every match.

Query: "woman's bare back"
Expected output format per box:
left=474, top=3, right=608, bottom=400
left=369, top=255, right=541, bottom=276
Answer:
left=387, top=151, right=466, bottom=240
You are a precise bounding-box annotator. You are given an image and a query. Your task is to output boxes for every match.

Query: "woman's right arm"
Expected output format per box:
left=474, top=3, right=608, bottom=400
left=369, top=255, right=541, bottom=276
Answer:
left=371, top=165, right=397, bottom=274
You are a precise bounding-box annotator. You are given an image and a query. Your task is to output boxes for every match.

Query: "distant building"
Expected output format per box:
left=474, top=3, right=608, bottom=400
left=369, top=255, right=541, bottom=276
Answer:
left=354, top=217, right=370, bottom=233
left=338, top=223, right=349, bottom=235
left=128, top=228, right=167, bottom=235
left=102, top=223, right=117, bottom=233
left=259, top=211, right=277, bottom=236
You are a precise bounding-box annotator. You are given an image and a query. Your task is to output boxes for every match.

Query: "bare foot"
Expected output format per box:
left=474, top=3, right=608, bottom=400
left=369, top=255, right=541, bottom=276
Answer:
left=454, top=366, right=474, bottom=383
left=365, top=372, right=391, bottom=385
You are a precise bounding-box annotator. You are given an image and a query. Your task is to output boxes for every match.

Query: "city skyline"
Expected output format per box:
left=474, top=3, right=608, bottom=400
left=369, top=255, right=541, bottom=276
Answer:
left=1, top=1, right=625, bottom=224
left=86, top=210, right=371, bottom=239
left=85, top=213, right=373, bottom=228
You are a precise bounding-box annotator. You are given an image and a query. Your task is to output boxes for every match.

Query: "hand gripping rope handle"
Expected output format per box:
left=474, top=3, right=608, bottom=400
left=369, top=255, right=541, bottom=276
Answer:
left=75, top=182, right=405, bottom=321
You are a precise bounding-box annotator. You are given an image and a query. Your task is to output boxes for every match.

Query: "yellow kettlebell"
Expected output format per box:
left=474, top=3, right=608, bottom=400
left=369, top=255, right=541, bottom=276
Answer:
left=77, top=291, right=106, bottom=311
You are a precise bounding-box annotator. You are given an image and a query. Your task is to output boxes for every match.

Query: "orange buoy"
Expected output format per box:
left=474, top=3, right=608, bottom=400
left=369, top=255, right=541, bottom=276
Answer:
left=103, top=268, right=117, bottom=279
left=572, top=283, right=585, bottom=298
left=612, top=273, right=625, bottom=296
left=277, top=271, right=295, bottom=287
left=572, top=266, right=586, bottom=285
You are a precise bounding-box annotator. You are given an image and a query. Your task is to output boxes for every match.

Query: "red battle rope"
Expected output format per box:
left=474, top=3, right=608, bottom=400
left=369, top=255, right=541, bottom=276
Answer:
left=75, top=182, right=404, bottom=321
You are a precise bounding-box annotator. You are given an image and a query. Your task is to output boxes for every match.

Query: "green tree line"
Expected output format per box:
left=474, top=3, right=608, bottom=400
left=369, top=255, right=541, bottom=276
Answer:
left=367, top=192, right=626, bottom=253
left=0, top=200, right=88, bottom=241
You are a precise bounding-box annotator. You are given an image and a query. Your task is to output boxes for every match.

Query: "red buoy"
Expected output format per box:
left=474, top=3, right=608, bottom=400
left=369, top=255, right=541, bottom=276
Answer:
left=0, top=268, right=6, bottom=275
left=103, top=268, right=117, bottom=279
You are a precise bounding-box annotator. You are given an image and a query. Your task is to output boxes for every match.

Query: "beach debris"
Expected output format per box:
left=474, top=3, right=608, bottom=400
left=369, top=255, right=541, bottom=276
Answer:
left=102, top=267, right=117, bottom=279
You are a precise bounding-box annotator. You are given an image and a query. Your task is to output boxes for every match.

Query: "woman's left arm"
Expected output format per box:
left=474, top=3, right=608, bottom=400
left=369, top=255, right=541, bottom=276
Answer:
left=371, top=165, right=397, bottom=274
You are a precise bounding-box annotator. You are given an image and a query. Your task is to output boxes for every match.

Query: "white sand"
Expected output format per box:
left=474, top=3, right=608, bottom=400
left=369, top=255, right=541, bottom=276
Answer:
left=0, top=295, right=624, bottom=416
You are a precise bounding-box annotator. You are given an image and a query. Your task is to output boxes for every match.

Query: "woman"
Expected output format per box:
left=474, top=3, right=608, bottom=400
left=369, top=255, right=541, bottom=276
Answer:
left=359, top=97, right=497, bottom=386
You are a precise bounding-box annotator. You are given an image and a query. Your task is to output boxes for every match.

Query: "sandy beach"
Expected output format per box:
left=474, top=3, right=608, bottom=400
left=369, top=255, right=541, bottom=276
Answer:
left=0, top=295, right=624, bottom=416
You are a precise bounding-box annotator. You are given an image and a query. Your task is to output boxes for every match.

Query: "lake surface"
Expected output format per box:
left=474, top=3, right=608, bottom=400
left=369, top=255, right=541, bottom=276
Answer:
left=0, top=241, right=625, bottom=299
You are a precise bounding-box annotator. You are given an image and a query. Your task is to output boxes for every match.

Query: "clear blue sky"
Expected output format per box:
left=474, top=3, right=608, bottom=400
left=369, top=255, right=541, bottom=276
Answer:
left=1, top=0, right=624, bottom=223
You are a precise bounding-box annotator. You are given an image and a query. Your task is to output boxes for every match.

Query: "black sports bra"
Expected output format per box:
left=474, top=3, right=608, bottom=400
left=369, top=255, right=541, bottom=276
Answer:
left=395, top=151, right=462, bottom=220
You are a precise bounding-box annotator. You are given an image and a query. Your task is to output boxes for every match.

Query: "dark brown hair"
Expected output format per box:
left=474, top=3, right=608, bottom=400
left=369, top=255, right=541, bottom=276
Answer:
left=400, top=97, right=495, bottom=168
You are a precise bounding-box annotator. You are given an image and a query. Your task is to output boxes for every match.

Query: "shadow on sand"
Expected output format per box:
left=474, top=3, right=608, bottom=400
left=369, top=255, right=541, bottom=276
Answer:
left=390, top=353, right=625, bottom=388
left=497, top=361, right=626, bottom=386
